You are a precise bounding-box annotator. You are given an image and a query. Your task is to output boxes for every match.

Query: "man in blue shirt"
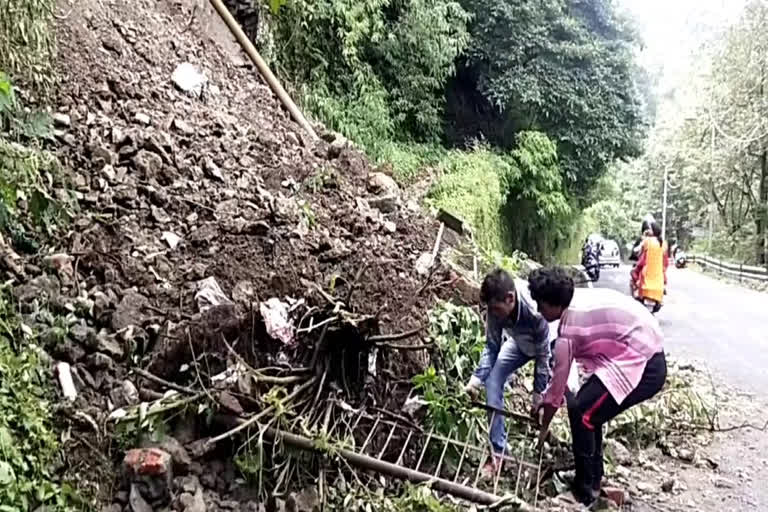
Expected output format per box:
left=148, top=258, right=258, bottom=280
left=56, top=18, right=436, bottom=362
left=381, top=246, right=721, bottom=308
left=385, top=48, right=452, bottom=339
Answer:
left=464, top=269, right=551, bottom=475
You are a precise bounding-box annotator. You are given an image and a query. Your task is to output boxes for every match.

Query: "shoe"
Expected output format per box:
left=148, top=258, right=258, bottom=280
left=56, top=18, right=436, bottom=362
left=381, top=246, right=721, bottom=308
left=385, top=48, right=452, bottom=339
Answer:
left=481, top=455, right=503, bottom=480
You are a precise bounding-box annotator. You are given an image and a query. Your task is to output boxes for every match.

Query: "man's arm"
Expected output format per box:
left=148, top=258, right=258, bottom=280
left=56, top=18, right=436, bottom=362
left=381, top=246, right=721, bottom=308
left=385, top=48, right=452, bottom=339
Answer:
left=466, top=311, right=502, bottom=390
left=531, top=316, right=552, bottom=407
left=541, top=337, right=574, bottom=409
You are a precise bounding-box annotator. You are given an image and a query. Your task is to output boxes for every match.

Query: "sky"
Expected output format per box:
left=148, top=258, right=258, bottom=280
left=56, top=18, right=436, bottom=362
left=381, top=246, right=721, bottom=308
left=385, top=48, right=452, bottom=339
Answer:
left=620, top=0, right=748, bottom=88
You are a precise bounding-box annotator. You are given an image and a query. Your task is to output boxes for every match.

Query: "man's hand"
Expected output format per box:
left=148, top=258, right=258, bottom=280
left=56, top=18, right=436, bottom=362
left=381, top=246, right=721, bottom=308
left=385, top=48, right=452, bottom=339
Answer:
left=536, top=403, right=558, bottom=449
left=529, top=392, right=543, bottom=419
left=464, top=375, right=483, bottom=399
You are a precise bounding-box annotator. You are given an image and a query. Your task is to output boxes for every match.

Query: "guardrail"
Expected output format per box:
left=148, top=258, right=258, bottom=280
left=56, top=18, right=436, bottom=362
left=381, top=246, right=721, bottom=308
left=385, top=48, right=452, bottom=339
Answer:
left=689, top=254, right=768, bottom=283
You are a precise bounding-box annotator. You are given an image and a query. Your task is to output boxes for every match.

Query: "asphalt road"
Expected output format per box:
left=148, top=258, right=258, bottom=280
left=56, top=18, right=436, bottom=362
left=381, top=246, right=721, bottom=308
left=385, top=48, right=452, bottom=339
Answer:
left=596, top=265, right=768, bottom=396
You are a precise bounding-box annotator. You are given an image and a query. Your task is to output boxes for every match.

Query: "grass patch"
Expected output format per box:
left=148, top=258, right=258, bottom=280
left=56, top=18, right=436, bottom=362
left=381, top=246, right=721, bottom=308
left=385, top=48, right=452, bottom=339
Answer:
left=426, top=145, right=513, bottom=253
left=0, top=0, right=57, bottom=93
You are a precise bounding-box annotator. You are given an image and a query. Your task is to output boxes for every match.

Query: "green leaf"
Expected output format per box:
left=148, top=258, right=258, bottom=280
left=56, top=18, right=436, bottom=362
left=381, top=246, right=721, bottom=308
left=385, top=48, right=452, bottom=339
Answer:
left=0, top=461, right=15, bottom=485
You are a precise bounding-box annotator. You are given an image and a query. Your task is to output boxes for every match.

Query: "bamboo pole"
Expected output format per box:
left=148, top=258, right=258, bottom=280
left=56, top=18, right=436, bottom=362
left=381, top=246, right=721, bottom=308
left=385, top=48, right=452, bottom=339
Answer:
left=208, top=0, right=319, bottom=141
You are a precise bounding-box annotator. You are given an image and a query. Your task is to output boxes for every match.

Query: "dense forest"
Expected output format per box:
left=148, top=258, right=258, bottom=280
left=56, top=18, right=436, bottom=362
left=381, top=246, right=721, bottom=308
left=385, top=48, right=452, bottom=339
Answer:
left=244, top=0, right=649, bottom=261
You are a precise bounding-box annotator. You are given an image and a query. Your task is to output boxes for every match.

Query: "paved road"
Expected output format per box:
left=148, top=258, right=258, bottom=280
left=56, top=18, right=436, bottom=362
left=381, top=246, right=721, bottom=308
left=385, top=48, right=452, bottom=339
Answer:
left=597, top=265, right=768, bottom=395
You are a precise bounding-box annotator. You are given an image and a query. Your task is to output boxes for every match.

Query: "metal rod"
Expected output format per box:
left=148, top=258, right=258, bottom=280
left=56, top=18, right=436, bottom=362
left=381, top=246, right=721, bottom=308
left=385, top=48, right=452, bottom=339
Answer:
left=378, top=422, right=398, bottom=460
left=453, top=423, right=474, bottom=482
left=434, top=430, right=453, bottom=478
left=396, top=430, right=413, bottom=465
left=514, top=442, right=527, bottom=497
left=360, top=415, right=381, bottom=454
left=473, top=445, right=488, bottom=488
left=207, top=0, right=318, bottom=141
left=415, top=429, right=434, bottom=472
left=262, top=427, right=511, bottom=506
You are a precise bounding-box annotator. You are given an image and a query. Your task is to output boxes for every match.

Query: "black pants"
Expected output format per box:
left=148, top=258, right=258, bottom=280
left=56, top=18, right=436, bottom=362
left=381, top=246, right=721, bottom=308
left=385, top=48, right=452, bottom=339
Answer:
left=566, top=351, right=667, bottom=503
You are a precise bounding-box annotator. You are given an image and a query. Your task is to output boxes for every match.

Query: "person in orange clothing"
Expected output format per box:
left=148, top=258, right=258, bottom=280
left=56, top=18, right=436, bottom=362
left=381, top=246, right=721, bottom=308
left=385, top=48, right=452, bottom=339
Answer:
left=630, top=222, right=668, bottom=303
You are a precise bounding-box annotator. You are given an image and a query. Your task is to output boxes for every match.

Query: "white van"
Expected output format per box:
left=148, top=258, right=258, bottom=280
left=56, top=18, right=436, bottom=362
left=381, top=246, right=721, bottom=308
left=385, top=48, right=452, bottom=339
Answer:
left=600, top=239, right=621, bottom=268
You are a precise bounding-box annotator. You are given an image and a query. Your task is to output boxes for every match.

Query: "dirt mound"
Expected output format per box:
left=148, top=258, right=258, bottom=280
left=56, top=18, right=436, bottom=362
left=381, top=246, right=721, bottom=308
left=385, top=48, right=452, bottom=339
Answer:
left=15, top=0, right=474, bottom=508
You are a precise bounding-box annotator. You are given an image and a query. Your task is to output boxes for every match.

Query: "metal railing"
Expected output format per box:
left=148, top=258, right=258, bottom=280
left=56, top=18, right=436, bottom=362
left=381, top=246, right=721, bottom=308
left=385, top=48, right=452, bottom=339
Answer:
left=689, top=254, right=768, bottom=283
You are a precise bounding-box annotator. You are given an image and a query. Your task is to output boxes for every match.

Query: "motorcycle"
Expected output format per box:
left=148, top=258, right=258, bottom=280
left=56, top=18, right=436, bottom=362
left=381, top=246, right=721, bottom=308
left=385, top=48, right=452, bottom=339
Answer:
left=674, top=250, right=687, bottom=269
left=581, top=244, right=601, bottom=282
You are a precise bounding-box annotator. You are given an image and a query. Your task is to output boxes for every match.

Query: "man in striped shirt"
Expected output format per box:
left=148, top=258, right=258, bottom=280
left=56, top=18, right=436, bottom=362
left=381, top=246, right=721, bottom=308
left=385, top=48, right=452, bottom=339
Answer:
left=529, top=266, right=667, bottom=506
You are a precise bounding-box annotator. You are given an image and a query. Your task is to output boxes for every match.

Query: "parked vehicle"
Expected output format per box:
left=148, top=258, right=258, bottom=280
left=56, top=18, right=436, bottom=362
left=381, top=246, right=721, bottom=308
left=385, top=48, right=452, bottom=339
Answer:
left=599, top=239, right=621, bottom=268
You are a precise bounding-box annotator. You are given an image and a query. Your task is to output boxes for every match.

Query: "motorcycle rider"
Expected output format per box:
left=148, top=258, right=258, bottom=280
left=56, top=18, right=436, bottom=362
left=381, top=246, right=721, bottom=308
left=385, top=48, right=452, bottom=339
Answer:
left=629, top=214, right=656, bottom=262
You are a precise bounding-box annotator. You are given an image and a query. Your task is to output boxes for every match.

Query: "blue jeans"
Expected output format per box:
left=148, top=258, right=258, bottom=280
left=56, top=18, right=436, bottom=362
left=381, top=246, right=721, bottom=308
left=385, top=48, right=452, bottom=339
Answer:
left=486, top=341, right=532, bottom=455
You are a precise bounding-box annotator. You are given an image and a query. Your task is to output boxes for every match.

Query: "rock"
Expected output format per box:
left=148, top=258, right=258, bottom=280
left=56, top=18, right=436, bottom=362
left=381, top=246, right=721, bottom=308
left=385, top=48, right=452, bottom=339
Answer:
left=49, top=338, right=86, bottom=363
left=133, top=150, right=163, bottom=180
left=161, top=231, right=182, bottom=249
left=156, top=436, right=191, bottom=474
left=216, top=391, right=244, bottom=415
left=53, top=112, right=72, bottom=128
left=713, top=476, right=736, bottom=489
left=636, top=481, right=654, bottom=493
left=172, top=63, right=208, bottom=97
left=367, top=172, right=400, bottom=196
left=70, top=321, right=92, bottom=344
left=286, top=487, right=319, bottom=512
left=91, top=143, right=117, bottom=165
left=174, top=118, right=195, bottom=135
left=383, top=221, right=397, bottom=233
left=85, top=352, right=114, bottom=371
left=415, top=252, right=433, bottom=276
left=204, top=158, right=224, bottom=181
left=179, top=488, right=206, bottom=512
left=677, top=448, right=695, bottom=462
left=285, top=132, right=300, bottom=147
left=13, top=274, right=60, bottom=304
left=368, top=195, right=398, bottom=213
left=91, top=329, right=125, bottom=359
left=123, top=379, right=139, bottom=404
left=101, top=504, right=122, bottom=512
left=112, top=290, right=148, bottom=331
left=605, top=438, right=632, bottom=466
left=602, top=487, right=628, bottom=507
left=135, top=112, right=151, bottom=125
left=124, top=448, right=173, bottom=503
left=129, top=484, right=153, bottom=512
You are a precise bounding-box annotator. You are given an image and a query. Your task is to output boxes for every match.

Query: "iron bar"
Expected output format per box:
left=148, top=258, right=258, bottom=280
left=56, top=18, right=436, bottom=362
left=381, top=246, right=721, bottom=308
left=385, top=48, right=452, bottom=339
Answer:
left=378, top=422, right=399, bottom=459
left=262, top=427, right=515, bottom=506
left=415, top=428, right=434, bottom=472
left=453, top=423, right=475, bottom=482
left=360, top=415, right=381, bottom=454
left=396, top=430, right=413, bottom=465
left=434, top=430, right=453, bottom=478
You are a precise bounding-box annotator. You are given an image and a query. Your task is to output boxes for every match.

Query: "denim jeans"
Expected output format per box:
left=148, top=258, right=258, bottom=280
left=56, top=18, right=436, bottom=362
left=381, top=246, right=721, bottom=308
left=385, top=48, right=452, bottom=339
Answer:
left=486, top=340, right=534, bottom=455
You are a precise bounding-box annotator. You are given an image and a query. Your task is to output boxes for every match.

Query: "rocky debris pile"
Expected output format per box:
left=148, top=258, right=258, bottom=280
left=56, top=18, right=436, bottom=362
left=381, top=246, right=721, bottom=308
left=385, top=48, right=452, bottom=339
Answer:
left=0, top=0, right=477, bottom=508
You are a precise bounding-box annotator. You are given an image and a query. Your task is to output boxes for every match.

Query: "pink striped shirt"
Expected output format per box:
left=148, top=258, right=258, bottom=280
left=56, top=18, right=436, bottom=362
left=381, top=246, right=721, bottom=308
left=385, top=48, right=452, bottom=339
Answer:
left=542, top=289, right=664, bottom=408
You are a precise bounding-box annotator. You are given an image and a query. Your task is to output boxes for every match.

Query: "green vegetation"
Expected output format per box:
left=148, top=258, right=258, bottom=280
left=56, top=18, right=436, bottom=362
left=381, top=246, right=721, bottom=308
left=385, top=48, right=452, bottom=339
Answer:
left=0, top=0, right=57, bottom=93
left=263, top=0, right=645, bottom=262
left=0, top=291, right=81, bottom=511
left=0, top=74, right=73, bottom=251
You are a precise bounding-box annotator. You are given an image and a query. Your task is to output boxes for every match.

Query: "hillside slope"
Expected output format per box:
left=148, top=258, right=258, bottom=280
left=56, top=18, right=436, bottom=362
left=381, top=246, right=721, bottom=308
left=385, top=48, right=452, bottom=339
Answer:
left=14, top=0, right=472, bottom=507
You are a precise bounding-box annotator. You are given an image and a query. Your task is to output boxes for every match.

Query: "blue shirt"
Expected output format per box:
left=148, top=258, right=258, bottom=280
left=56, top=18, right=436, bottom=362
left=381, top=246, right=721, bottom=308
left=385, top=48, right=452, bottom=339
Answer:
left=473, top=293, right=552, bottom=393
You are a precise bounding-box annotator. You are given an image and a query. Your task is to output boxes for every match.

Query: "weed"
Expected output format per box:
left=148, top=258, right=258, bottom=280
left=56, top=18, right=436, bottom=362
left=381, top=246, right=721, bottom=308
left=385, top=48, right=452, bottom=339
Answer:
left=0, top=0, right=57, bottom=93
left=0, top=74, right=74, bottom=250
left=0, top=290, right=81, bottom=510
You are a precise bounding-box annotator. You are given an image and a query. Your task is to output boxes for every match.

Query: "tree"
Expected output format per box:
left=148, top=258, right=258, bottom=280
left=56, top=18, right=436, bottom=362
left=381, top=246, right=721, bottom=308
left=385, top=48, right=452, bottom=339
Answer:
left=447, top=0, right=646, bottom=197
